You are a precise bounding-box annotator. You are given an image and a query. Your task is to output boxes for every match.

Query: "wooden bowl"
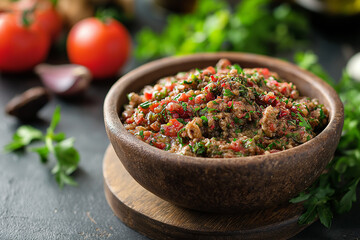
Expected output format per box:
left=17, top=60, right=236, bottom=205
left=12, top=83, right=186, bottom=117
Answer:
left=104, top=52, right=344, bottom=213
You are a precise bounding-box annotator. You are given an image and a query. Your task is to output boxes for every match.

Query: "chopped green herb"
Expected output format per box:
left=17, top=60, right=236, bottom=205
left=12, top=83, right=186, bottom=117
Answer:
left=297, top=112, right=312, bottom=132
left=165, top=143, right=171, bottom=151
left=201, top=116, right=208, bottom=126
left=291, top=51, right=360, bottom=228
left=181, top=102, right=187, bottom=112
left=231, top=64, right=243, bottom=73
left=191, top=142, right=206, bottom=156
left=177, top=118, right=186, bottom=125
left=139, top=101, right=152, bottom=109
left=224, top=89, right=234, bottom=97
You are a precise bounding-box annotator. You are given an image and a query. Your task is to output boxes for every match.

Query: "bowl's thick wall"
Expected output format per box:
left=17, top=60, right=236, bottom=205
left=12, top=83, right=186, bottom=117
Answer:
left=104, top=53, right=344, bottom=212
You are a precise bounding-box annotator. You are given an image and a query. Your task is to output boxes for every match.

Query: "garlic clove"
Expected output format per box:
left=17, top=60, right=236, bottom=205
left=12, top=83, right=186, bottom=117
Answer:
left=347, top=52, right=360, bottom=82
left=35, top=64, right=92, bottom=96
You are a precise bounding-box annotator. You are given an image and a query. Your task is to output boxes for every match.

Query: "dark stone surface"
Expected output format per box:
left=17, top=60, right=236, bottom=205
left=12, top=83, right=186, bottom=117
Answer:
left=1, top=1, right=360, bottom=239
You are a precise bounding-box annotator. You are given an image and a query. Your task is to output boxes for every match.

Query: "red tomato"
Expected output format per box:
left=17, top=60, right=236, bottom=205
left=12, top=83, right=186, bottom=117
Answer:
left=67, top=17, right=131, bottom=79
left=0, top=13, right=50, bottom=72
left=12, top=0, right=62, bottom=41
left=177, top=93, right=189, bottom=102
left=162, top=119, right=183, bottom=137
left=34, top=4, right=63, bottom=41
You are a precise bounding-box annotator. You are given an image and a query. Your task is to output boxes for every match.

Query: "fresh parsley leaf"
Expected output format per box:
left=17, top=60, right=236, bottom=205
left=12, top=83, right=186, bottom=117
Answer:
left=4, top=126, right=43, bottom=152
left=165, top=143, right=171, bottom=151
left=223, top=89, right=234, bottom=97
left=297, top=112, right=312, bottom=132
left=317, top=205, right=333, bottom=228
left=135, top=0, right=308, bottom=60
left=231, top=64, right=243, bottom=73
left=54, top=138, right=80, bottom=176
left=177, top=118, right=186, bottom=125
left=48, top=106, right=61, bottom=134
left=181, top=102, right=187, bottom=112
left=31, top=146, right=50, bottom=163
left=294, top=51, right=334, bottom=87
left=201, top=116, right=208, bottom=126
left=4, top=106, right=80, bottom=189
left=139, top=130, right=144, bottom=139
left=191, top=142, right=206, bottom=156
left=291, top=51, right=360, bottom=228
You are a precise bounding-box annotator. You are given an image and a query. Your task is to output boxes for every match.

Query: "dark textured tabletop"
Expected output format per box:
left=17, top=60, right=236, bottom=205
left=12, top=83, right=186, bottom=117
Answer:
left=1, top=2, right=360, bottom=239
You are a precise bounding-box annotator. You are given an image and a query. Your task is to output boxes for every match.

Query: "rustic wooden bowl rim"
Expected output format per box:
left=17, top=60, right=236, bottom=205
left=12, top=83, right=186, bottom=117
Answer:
left=104, top=52, right=344, bottom=167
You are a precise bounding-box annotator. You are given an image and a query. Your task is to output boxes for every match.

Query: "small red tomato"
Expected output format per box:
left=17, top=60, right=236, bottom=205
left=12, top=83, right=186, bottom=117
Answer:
left=0, top=13, right=50, bottom=72
left=34, top=3, right=63, bottom=41
left=12, top=0, right=62, bottom=41
left=67, top=17, right=131, bottom=79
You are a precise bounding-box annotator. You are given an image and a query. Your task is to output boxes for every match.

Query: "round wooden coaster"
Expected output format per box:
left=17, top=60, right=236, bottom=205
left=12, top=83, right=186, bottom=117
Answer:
left=103, top=145, right=310, bottom=240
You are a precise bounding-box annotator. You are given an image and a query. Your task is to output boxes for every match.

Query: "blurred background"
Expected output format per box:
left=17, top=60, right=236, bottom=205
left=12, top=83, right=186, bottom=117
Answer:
left=1, top=0, right=359, bottom=80
left=1, top=0, right=360, bottom=239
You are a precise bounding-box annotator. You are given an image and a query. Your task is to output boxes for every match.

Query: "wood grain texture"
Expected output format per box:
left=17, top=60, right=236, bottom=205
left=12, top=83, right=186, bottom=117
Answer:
left=103, top=145, right=310, bottom=240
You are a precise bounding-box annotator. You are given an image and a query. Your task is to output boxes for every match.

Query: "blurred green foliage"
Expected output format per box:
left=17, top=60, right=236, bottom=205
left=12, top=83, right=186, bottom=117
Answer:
left=291, top=51, right=360, bottom=228
left=135, top=0, right=308, bottom=60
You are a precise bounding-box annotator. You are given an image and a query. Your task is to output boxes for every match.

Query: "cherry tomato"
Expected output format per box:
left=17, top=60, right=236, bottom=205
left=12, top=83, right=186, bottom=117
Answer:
left=0, top=13, right=50, bottom=72
left=34, top=3, right=63, bottom=41
left=12, top=0, right=63, bottom=41
left=67, top=17, right=131, bottom=79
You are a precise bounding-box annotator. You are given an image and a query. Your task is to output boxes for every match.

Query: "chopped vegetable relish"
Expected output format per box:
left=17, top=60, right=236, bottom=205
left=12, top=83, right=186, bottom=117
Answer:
left=121, top=59, right=329, bottom=157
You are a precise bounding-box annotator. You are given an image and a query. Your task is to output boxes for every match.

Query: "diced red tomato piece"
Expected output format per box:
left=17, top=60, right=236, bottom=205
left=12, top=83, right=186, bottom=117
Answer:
left=144, top=92, right=153, bottom=100
left=230, top=141, right=244, bottom=152
left=165, top=81, right=175, bottom=91
left=169, top=118, right=182, bottom=127
left=269, top=123, right=276, bottom=132
left=279, top=110, right=288, bottom=118
left=210, top=75, right=217, bottom=82
left=247, top=80, right=254, bottom=87
left=162, top=119, right=184, bottom=137
left=206, top=66, right=216, bottom=74
left=134, top=114, right=145, bottom=125
left=260, top=68, right=270, bottom=78
left=149, top=102, right=159, bottom=111
left=195, top=94, right=206, bottom=104
left=166, top=102, right=180, bottom=112
left=206, top=92, right=215, bottom=101
left=290, top=106, right=298, bottom=112
left=178, top=93, right=189, bottom=102
left=125, top=118, right=134, bottom=124
left=138, top=107, right=149, bottom=113
left=143, top=131, right=151, bottom=140
left=154, top=85, right=162, bottom=91
left=153, top=141, right=166, bottom=149
left=268, top=79, right=279, bottom=87
left=150, top=122, right=160, bottom=131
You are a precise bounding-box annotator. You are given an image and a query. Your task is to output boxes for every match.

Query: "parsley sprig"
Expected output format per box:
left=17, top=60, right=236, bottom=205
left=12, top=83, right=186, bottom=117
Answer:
left=291, top=51, right=360, bottom=228
left=135, top=0, right=308, bottom=60
left=297, top=112, right=312, bottom=133
left=4, top=106, right=80, bottom=189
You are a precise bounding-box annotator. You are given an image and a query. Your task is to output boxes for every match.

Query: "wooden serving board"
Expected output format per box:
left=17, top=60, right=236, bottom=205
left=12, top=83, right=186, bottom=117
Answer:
left=103, top=145, right=310, bottom=240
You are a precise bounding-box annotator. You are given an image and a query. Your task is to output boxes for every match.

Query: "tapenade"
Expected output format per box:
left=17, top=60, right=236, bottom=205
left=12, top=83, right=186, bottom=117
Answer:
left=122, top=59, right=329, bottom=157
